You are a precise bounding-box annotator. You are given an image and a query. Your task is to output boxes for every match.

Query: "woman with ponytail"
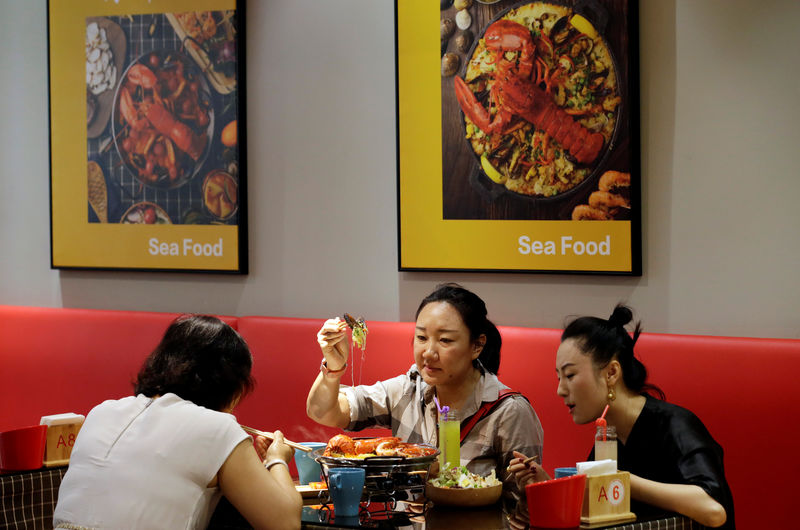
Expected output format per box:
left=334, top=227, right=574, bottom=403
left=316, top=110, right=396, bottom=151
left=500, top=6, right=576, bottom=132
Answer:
left=509, top=305, right=734, bottom=528
left=307, top=283, right=543, bottom=503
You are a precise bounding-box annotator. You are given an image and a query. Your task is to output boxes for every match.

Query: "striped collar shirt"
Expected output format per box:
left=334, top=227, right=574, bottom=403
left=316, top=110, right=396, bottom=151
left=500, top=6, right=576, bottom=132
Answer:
left=342, top=364, right=543, bottom=502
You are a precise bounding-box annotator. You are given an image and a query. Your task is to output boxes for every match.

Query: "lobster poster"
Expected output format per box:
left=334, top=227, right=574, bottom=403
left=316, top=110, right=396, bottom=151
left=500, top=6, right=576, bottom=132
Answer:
left=48, top=0, right=247, bottom=273
left=397, top=0, right=641, bottom=274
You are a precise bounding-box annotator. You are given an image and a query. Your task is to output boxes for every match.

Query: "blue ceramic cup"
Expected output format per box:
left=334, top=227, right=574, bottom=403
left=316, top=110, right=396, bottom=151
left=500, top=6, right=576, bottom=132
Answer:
left=294, top=442, right=326, bottom=484
left=555, top=466, right=578, bottom=478
left=328, top=467, right=365, bottom=517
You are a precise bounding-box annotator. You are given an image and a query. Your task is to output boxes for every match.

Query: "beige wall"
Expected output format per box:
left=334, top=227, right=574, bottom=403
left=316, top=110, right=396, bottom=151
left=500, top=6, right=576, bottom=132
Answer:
left=1, top=1, right=797, bottom=339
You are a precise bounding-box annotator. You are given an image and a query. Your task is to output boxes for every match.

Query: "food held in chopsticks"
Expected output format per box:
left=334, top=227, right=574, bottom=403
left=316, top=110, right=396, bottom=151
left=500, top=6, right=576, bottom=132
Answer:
left=322, top=434, right=436, bottom=459
left=342, top=313, right=368, bottom=350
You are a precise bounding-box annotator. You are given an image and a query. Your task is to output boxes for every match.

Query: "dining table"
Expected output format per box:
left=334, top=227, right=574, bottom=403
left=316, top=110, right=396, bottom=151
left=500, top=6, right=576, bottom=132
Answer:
left=3, top=465, right=702, bottom=529
left=208, top=490, right=703, bottom=530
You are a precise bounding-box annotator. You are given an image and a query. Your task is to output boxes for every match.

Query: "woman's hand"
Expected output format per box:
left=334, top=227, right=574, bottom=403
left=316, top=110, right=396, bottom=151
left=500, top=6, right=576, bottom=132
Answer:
left=218, top=437, right=302, bottom=529
left=307, top=317, right=353, bottom=429
left=629, top=473, right=728, bottom=527
left=265, top=430, right=295, bottom=464
left=509, top=450, right=550, bottom=489
left=317, top=318, right=349, bottom=371
left=253, top=435, right=269, bottom=460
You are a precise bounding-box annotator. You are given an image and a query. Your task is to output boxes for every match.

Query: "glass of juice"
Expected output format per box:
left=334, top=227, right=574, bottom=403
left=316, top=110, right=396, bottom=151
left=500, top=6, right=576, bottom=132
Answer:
left=594, top=425, right=617, bottom=461
left=438, top=412, right=460, bottom=470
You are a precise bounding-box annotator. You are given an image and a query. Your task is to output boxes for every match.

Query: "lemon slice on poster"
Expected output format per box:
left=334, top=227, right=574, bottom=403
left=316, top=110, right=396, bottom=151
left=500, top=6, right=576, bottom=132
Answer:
left=570, top=14, right=598, bottom=40
left=481, top=155, right=506, bottom=184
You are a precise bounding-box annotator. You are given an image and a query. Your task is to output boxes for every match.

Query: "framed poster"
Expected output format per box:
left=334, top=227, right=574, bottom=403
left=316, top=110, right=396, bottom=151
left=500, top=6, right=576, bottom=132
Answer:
left=48, top=0, right=247, bottom=273
left=397, top=0, right=641, bottom=274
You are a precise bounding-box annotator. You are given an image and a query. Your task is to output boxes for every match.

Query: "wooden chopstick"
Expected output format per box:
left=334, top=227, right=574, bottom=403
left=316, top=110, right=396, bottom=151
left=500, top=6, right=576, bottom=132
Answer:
left=522, top=454, right=540, bottom=468
left=240, top=425, right=313, bottom=452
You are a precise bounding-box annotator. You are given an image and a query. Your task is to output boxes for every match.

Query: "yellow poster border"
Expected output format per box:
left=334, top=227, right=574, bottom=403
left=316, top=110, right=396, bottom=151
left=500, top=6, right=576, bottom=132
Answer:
left=48, top=0, right=246, bottom=273
left=395, top=0, right=641, bottom=274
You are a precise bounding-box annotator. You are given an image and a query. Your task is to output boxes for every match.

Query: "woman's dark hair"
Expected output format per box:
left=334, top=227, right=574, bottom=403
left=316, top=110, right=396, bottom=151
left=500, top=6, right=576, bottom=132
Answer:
left=415, top=283, right=502, bottom=374
left=561, top=304, right=664, bottom=399
left=134, top=315, right=255, bottom=411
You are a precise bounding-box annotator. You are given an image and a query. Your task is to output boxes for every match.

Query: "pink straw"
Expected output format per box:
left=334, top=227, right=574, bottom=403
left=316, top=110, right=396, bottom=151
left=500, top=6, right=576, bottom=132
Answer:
left=596, top=404, right=610, bottom=441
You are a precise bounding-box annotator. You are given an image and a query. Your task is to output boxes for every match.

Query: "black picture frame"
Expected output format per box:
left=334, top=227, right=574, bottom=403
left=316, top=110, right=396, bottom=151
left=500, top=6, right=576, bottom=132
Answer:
left=48, top=0, right=247, bottom=273
left=396, top=0, right=641, bottom=275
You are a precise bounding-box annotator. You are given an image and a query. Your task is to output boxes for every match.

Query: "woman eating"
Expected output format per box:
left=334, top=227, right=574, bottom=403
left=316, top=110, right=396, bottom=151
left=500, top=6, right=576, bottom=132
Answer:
left=509, top=305, right=734, bottom=528
left=54, top=315, right=302, bottom=530
left=306, top=283, right=543, bottom=502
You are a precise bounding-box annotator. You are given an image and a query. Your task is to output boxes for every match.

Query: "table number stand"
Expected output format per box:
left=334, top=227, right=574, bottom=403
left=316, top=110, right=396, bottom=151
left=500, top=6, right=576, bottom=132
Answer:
left=580, top=471, right=636, bottom=528
left=40, top=414, right=84, bottom=467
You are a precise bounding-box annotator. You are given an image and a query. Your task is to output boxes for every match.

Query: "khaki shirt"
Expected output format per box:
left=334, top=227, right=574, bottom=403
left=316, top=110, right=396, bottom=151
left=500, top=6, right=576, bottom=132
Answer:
left=342, top=364, right=544, bottom=502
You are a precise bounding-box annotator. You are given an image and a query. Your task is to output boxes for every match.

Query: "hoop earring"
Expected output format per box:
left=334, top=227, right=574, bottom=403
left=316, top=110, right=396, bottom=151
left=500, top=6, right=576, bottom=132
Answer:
left=607, top=385, right=616, bottom=402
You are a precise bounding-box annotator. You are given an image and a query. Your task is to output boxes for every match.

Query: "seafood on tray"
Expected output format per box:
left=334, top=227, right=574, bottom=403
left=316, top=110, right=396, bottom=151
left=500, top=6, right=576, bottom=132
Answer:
left=114, top=51, right=211, bottom=187
left=454, top=3, right=620, bottom=198
left=322, top=434, right=436, bottom=459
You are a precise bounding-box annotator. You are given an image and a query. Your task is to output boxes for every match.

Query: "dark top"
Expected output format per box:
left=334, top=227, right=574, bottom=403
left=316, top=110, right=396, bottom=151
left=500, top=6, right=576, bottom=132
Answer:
left=590, top=395, right=735, bottom=529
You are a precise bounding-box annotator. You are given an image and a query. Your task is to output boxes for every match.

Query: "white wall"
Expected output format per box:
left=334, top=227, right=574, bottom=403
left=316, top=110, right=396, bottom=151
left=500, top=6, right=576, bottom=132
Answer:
left=1, top=0, right=797, bottom=339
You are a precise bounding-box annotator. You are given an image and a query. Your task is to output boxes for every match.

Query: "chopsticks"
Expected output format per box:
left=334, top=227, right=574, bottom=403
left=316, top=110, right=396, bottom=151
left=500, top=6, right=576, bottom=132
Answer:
left=510, top=454, right=539, bottom=470
left=240, top=425, right=313, bottom=452
left=522, top=454, right=540, bottom=467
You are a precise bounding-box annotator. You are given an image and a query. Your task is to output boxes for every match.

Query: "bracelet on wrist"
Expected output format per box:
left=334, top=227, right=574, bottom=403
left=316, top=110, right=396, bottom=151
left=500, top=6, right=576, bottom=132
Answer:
left=264, top=458, right=289, bottom=471
left=320, top=359, right=347, bottom=376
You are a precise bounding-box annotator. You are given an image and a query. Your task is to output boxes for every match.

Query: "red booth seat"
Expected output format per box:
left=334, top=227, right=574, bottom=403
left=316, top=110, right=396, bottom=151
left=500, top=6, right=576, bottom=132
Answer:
left=1, top=305, right=797, bottom=529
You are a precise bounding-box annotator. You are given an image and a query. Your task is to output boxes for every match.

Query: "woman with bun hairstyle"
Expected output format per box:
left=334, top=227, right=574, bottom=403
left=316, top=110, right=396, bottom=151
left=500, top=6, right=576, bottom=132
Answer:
left=509, top=305, right=734, bottom=529
left=307, top=283, right=543, bottom=503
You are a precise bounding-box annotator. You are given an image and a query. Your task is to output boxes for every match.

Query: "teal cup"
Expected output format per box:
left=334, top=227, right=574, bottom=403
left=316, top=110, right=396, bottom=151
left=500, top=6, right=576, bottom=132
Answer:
left=294, top=442, right=326, bottom=484
left=328, top=467, right=365, bottom=517
left=555, top=466, right=578, bottom=478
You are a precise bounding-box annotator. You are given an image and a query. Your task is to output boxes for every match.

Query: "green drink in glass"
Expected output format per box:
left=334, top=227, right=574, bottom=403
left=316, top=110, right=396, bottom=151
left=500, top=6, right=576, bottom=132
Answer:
left=438, top=411, right=460, bottom=470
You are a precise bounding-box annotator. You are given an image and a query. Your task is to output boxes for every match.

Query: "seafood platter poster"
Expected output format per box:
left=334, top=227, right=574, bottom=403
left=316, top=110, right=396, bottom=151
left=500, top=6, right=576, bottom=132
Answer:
left=48, top=0, right=247, bottom=273
left=397, top=0, right=641, bottom=274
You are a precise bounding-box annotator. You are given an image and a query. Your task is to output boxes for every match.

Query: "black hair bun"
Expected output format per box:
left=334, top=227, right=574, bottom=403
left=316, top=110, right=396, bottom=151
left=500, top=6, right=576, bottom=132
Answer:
left=608, top=304, right=633, bottom=328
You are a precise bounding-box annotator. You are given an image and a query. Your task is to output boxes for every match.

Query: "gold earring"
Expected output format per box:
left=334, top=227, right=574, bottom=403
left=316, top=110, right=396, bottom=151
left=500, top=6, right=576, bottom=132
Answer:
left=607, top=385, right=616, bottom=402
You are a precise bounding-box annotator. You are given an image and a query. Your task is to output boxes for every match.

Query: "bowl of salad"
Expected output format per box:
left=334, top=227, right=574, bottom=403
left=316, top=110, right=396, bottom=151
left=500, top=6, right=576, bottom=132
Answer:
left=425, top=465, right=502, bottom=507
